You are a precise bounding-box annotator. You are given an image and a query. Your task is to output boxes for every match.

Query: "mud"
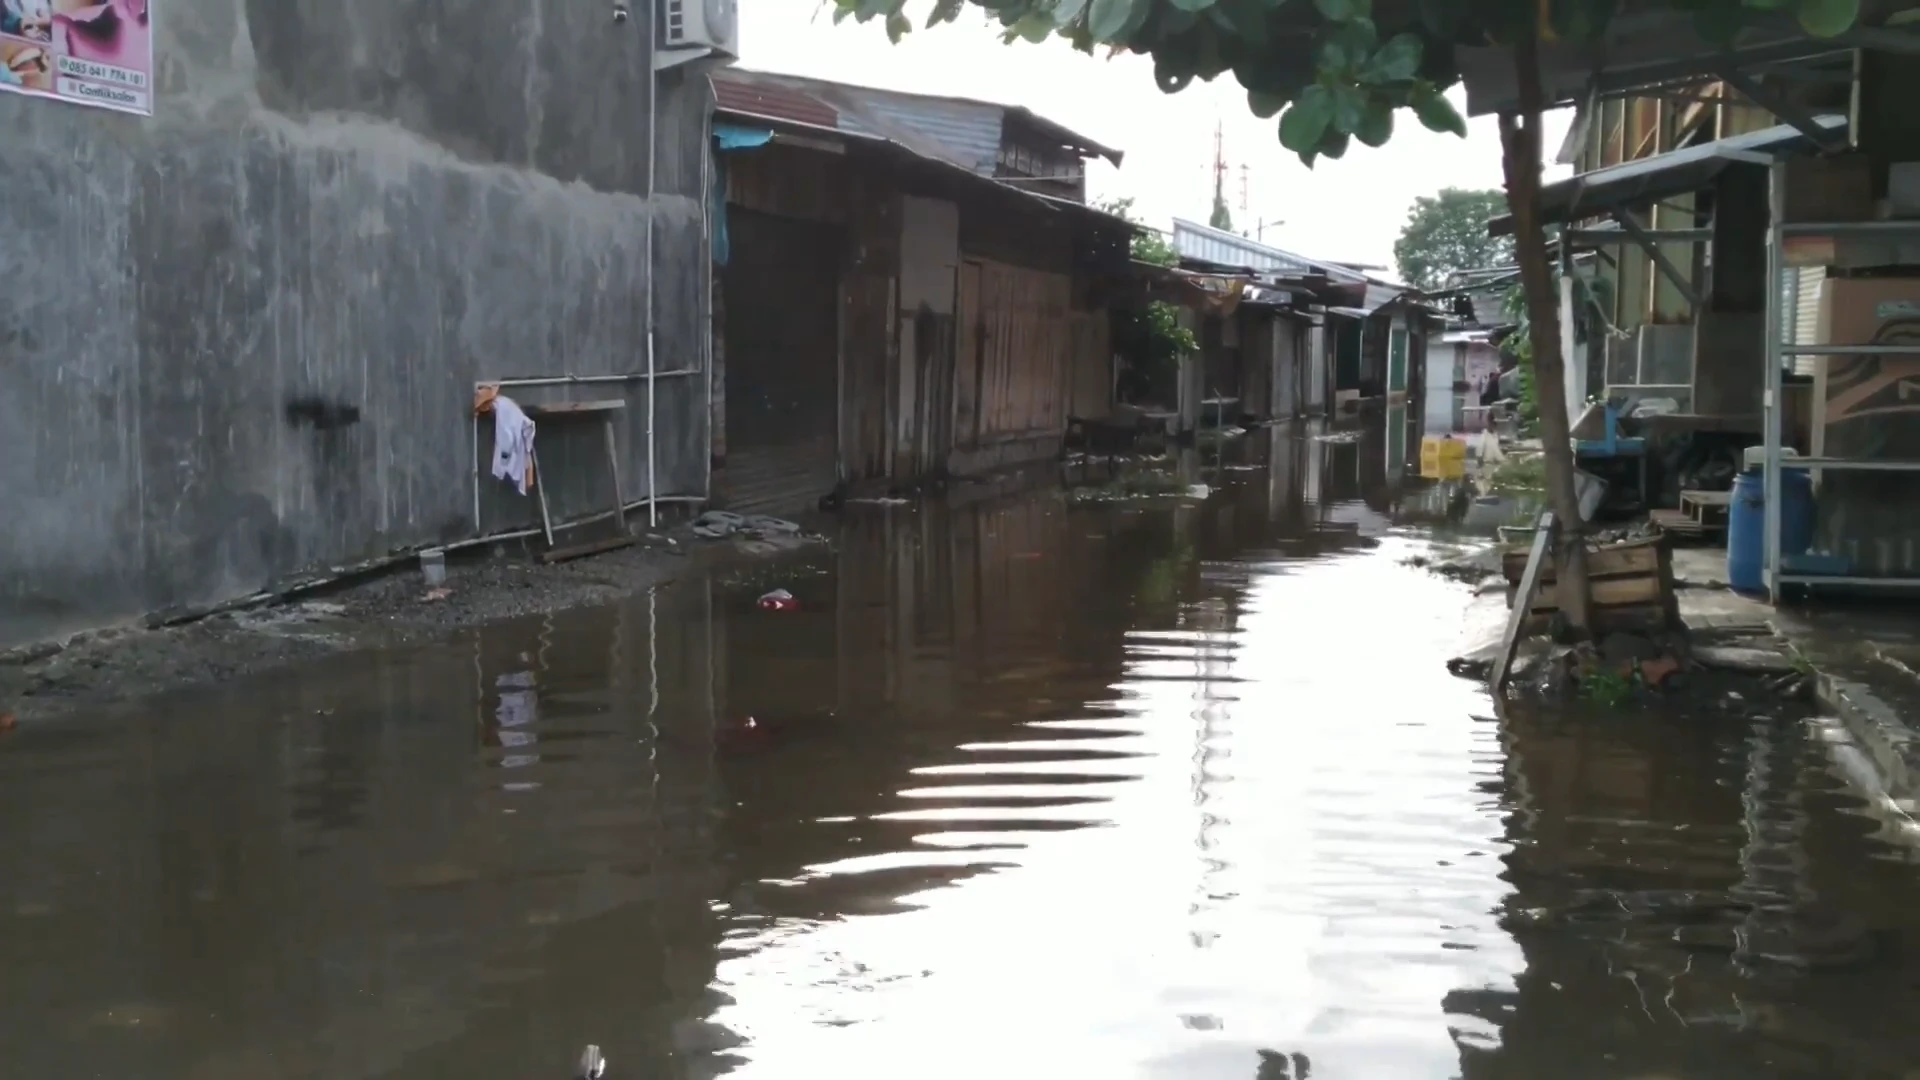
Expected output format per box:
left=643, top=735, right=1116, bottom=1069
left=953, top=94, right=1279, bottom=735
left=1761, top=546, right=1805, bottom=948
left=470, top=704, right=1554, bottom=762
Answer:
left=0, top=524, right=823, bottom=723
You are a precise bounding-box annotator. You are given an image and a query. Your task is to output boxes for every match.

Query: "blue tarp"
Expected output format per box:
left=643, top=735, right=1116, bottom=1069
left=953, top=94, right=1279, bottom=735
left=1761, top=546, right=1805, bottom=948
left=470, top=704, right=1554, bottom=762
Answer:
left=715, top=123, right=774, bottom=151
left=712, top=124, right=775, bottom=267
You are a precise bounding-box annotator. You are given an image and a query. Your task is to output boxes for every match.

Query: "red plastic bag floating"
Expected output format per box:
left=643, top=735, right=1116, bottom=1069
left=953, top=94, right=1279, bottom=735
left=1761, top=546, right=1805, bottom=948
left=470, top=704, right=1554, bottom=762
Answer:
left=756, top=588, right=798, bottom=612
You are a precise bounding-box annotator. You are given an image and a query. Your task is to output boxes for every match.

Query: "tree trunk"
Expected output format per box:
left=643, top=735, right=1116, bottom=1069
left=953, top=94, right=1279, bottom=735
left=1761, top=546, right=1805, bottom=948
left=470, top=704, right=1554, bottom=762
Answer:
left=1498, top=25, right=1593, bottom=635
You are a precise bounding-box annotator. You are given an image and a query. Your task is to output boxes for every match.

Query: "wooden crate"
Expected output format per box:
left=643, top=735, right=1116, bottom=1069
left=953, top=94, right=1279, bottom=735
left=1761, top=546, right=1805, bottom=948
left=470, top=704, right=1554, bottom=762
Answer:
left=1650, top=489, right=1731, bottom=538
left=1502, top=534, right=1679, bottom=633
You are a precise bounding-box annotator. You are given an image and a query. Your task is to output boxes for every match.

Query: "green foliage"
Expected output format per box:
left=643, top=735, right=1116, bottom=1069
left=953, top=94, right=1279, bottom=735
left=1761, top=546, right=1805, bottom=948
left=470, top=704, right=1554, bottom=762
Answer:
left=1098, top=197, right=1195, bottom=404
left=1209, top=190, right=1234, bottom=232
left=1579, top=666, right=1635, bottom=708
left=831, top=0, right=1865, bottom=166
left=1497, top=269, right=1615, bottom=433
left=1393, top=188, right=1514, bottom=291
left=1485, top=453, right=1546, bottom=493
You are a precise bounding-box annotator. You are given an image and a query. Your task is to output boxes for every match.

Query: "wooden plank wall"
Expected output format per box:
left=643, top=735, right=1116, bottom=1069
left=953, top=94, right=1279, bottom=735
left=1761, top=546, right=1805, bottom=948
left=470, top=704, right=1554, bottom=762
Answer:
left=1239, top=308, right=1274, bottom=419
left=725, top=143, right=849, bottom=224
left=899, top=196, right=961, bottom=482
left=1065, top=310, right=1112, bottom=420
left=841, top=170, right=902, bottom=485
left=954, top=258, right=1075, bottom=448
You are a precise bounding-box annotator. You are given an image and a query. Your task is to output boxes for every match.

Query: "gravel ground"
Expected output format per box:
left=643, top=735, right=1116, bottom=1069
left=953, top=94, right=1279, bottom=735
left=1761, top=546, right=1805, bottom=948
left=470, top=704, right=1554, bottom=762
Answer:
left=0, top=525, right=824, bottom=723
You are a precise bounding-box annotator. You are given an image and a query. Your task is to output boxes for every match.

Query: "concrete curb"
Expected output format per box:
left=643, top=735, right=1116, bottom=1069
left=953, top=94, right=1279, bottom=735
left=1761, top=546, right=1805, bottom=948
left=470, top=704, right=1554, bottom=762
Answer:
left=1816, top=671, right=1920, bottom=807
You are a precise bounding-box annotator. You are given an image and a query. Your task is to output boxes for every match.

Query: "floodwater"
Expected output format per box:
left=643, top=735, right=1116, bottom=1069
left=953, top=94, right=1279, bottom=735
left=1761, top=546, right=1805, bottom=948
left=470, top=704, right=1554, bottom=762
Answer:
left=7, top=419, right=1920, bottom=1080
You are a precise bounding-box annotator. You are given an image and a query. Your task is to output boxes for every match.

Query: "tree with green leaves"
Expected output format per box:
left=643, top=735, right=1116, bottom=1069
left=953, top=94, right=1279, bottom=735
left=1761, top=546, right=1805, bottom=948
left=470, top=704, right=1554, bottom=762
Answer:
left=831, top=0, right=1866, bottom=640
left=1394, top=187, right=1514, bottom=292
left=1209, top=174, right=1235, bottom=232
left=1097, top=197, right=1197, bottom=405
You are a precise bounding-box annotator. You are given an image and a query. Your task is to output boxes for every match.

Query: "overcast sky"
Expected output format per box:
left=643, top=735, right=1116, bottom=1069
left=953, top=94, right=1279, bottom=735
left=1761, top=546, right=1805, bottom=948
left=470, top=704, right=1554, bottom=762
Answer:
left=734, top=1, right=1573, bottom=276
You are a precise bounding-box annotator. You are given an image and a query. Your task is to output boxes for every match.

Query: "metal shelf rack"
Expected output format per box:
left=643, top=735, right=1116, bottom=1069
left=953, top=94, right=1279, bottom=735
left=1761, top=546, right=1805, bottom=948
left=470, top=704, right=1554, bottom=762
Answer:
left=1762, top=163, right=1920, bottom=602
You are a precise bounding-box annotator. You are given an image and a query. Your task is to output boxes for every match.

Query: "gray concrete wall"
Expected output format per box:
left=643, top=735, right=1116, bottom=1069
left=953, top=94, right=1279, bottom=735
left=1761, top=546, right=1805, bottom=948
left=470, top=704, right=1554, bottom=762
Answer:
left=1, top=0, right=712, bottom=646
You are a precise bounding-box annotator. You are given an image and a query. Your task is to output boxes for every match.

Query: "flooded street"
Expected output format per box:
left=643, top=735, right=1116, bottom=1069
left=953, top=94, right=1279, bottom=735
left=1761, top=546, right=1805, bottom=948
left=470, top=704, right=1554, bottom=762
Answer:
left=8, top=422, right=1920, bottom=1079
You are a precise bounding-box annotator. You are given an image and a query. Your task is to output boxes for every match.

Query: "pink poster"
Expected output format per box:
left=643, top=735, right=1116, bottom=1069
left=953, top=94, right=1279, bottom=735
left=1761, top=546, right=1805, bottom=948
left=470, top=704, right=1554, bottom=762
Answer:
left=0, top=0, right=151, bottom=116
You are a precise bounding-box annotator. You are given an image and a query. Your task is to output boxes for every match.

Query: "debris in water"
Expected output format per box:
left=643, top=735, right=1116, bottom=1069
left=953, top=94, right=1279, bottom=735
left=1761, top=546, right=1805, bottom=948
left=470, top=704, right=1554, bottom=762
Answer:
left=576, top=1044, right=607, bottom=1079
left=0, top=712, right=14, bottom=733
left=693, top=511, right=805, bottom=541
left=757, top=588, right=798, bottom=612
left=421, top=587, right=453, bottom=602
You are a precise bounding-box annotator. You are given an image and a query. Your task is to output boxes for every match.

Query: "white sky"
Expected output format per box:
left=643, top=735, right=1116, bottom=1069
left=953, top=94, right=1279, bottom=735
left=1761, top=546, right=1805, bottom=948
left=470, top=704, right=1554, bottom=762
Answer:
left=736, top=1, right=1573, bottom=275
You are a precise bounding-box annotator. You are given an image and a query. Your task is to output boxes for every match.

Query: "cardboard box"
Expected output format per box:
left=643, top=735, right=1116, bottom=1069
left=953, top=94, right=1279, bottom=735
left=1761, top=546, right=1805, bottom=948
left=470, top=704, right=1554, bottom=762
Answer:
left=1783, top=154, right=1876, bottom=224
left=1811, top=276, right=1920, bottom=461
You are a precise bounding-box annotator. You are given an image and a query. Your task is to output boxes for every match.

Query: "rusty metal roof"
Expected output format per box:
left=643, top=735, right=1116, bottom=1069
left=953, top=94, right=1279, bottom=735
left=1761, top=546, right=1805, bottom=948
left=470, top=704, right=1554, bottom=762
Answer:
left=709, top=68, right=1122, bottom=175
left=709, top=70, right=839, bottom=129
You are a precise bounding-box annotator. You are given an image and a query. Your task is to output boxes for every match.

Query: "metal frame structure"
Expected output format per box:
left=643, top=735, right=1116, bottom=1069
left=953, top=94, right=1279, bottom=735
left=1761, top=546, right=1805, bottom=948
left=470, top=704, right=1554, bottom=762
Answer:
left=1761, top=164, right=1920, bottom=601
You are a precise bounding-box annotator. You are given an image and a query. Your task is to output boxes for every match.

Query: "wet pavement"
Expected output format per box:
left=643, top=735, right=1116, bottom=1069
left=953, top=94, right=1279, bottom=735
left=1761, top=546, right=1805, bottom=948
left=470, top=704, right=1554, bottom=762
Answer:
left=7, top=419, right=1920, bottom=1079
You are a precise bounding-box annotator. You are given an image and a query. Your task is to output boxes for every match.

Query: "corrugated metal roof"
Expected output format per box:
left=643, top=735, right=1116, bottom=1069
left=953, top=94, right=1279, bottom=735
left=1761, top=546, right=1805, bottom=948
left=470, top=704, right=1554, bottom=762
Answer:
left=709, top=68, right=1120, bottom=180
left=707, top=68, right=1139, bottom=237
left=1171, top=219, right=1372, bottom=285
left=1491, top=115, right=1847, bottom=234
left=837, top=87, right=1004, bottom=176
left=710, top=73, right=839, bottom=129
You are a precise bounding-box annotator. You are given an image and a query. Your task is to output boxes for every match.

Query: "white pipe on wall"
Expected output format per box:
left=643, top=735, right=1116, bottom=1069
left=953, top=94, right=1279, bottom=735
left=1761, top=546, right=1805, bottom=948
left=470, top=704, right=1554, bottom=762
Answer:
left=700, top=75, right=714, bottom=503
left=644, top=1, right=659, bottom=528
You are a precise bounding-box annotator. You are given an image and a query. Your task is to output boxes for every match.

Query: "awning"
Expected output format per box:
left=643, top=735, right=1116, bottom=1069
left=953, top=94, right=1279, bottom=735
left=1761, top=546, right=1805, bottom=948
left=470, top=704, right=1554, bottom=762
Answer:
left=1451, top=2, right=1916, bottom=115
left=1488, top=116, right=1847, bottom=236
left=1131, top=261, right=1250, bottom=314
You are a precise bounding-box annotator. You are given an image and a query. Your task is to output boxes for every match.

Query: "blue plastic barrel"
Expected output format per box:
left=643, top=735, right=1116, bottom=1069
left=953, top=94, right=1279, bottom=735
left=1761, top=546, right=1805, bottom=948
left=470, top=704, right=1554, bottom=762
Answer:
left=1727, top=468, right=1815, bottom=593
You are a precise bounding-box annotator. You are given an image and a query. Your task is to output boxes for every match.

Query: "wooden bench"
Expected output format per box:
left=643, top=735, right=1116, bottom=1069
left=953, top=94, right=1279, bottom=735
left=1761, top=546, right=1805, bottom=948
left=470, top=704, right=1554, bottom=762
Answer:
left=521, top=399, right=633, bottom=562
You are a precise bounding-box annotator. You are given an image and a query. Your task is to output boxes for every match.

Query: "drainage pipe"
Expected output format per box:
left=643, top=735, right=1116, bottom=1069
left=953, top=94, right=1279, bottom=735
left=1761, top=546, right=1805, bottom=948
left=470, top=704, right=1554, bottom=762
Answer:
left=644, top=5, right=659, bottom=528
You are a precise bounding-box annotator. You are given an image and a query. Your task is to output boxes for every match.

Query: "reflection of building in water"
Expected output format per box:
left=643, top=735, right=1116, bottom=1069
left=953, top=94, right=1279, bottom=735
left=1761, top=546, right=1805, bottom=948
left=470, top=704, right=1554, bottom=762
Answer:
left=1447, top=707, right=1833, bottom=1079
left=706, top=489, right=1163, bottom=919
left=1184, top=595, right=1236, bottom=962
left=0, top=588, right=727, bottom=1079
left=492, top=670, right=540, bottom=777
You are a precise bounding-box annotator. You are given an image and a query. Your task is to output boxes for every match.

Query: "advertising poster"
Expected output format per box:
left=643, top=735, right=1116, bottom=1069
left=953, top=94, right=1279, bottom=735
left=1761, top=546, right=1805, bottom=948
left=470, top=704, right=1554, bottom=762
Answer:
left=0, top=0, right=150, bottom=116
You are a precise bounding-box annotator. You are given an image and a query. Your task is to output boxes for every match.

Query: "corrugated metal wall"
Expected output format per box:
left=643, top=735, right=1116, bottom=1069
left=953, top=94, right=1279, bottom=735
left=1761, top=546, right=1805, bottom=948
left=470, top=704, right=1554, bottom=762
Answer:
left=1272, top=319, right=1301, bottom=418
left=1306, top=324, right=1329, bottom=412
left=1792, top=265, right=1826, bottom=377
left=1240, top=310, right=1273, bottom=418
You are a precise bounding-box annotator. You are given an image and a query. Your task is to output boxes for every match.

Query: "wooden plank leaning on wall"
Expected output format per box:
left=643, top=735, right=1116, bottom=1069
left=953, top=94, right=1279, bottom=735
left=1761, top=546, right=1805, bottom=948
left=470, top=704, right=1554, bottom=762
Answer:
left=953, top=258, right=1074, bottom=450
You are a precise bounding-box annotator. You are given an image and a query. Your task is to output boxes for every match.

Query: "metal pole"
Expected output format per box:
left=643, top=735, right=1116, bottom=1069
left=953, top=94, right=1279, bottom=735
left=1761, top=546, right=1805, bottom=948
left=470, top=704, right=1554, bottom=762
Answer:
left=648, top=330, right=658, bottom=528
left=701, top=87, right=715, bottom=505
left=1765, top=160, right=1786, bottom=604
left=472, top=412, right=481, bottom=531
left=645, top=6, right=659, bottom=528
left=474, top=370, right=700, bottom=391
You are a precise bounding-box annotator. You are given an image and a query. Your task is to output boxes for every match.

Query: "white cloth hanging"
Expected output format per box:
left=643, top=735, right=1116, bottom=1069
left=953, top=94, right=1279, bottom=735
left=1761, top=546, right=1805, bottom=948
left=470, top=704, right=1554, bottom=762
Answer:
left=490, top=394, right=536, bottom=495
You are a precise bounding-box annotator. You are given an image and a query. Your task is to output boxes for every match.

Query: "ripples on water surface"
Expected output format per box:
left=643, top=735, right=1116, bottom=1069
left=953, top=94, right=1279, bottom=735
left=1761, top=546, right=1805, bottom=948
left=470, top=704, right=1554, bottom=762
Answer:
left=6, top=429, right=1920, bottom=1079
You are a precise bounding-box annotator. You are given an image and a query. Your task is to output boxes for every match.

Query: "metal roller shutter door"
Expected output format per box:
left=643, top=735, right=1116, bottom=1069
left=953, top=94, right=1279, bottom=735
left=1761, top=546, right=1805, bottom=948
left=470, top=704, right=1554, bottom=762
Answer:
left=722, top=209, right=842, bottom=514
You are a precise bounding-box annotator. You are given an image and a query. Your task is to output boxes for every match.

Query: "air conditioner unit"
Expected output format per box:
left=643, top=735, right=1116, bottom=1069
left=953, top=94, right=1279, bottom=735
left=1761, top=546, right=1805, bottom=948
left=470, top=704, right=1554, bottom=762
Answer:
left=656, top=0, right=738, bottom=70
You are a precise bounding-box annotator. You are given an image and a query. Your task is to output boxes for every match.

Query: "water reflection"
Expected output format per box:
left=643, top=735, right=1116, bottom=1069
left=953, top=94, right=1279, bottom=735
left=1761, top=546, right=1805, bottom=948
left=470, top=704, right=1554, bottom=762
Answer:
left=1, top=421, right=1919, bottom=1078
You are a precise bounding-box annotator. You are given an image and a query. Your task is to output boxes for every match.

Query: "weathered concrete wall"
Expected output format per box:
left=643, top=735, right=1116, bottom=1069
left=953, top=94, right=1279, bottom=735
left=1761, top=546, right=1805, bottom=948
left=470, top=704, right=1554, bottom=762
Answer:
left=1, top=0, right=711, bottom=646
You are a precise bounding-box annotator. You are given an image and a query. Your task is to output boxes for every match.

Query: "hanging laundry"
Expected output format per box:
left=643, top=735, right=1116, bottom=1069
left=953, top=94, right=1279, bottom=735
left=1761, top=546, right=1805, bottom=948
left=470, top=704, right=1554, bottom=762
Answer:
left=474, top=384, right=536, bottom=495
